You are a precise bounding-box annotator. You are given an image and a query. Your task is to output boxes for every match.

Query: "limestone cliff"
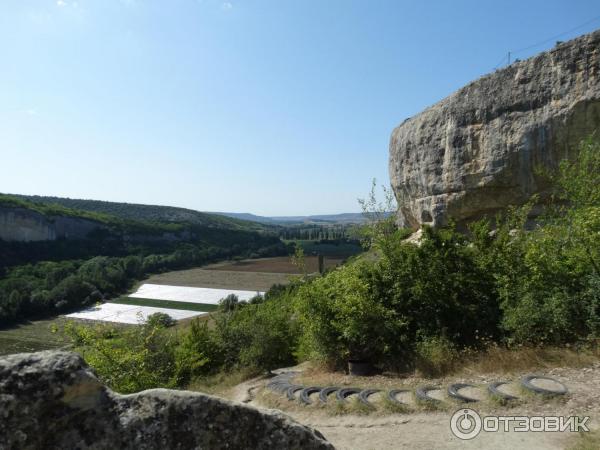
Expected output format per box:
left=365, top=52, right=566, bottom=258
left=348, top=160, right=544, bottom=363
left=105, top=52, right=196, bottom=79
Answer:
left=0, top=351, right=334, bottom=450
left=389, top=29, right=600, bottom=229
left=0, top=207, right=105, bottom=242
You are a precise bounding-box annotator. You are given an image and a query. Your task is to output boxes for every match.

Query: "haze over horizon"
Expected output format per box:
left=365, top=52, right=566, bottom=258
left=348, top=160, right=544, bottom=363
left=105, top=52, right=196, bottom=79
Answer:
left=2, top=0, right=599, bottom=216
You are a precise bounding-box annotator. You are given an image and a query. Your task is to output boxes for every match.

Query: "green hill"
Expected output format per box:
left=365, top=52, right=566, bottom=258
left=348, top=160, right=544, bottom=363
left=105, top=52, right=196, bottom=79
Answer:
left=9, top=194, right=270, bottom=232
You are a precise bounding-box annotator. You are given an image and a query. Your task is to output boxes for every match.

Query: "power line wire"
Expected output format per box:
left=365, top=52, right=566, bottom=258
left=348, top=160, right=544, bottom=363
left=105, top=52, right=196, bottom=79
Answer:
left=512, top=14, right=600, bottom=55
left=493, top=14, right=600, bottom=70
left=493, top=54, right=508, bottom=70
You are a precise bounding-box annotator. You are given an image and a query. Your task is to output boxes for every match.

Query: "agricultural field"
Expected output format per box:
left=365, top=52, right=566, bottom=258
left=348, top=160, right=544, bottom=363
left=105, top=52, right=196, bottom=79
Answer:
left=205, top=256, right=344, bottom=274
left=65, top=302, right=207, bottom=325
left=129, top=284, right=263, bottom=304
left=0, top=255, right=349, bottom=354
left=143, top=266, right=292, bottom=291
left=66, top=284, right=263, bottom=325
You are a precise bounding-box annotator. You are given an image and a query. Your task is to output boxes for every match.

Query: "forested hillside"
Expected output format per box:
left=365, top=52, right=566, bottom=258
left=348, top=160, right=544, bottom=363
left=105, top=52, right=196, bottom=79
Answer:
left=0, top=195, right=288, bottom=325
left=10, top=194, right=270, bottom=231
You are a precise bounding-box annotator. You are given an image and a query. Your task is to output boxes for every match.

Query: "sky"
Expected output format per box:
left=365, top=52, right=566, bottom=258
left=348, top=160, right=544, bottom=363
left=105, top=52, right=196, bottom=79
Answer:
left=1, top=1, right=599, bottom=216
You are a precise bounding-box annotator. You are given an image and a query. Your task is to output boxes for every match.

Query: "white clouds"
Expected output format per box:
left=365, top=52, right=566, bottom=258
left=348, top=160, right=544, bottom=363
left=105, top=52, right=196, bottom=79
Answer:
left=221, top=2, right=233, bottom=11
left=56, top=0, right=79, bottom=7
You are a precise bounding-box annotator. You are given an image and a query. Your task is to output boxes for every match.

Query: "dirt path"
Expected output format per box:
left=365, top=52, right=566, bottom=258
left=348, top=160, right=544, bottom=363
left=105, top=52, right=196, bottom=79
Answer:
left=225, top=364, right=600, bottom=450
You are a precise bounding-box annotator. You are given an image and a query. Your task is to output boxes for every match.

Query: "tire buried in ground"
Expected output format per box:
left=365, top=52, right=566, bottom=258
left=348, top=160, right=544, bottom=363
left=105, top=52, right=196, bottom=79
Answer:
left=488, top=381, right=519, bottom=401
left=447, top=383, right=479, bottom=403
left=358, top=389, right=381, bottom=406
left=521, top=375, right=568, bottom=396
left=415, top=386, right=442, bottom=403
left=299, top=386, right=322, bottom=405
left=319, top=386, right=339, bottom=404
left=387, top=389, right=410, bottom=405
left=286, top=385, right=304, bottom=401
left=336, top=387, right=363, bottom=403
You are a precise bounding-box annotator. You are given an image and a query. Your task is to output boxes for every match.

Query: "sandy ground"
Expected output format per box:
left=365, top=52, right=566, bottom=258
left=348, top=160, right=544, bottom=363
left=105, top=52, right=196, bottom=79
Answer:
left=223, top=364, right=600, bottom=450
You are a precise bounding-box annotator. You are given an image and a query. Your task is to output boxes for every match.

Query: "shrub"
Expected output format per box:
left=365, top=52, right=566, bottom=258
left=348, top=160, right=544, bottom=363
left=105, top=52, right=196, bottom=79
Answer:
left=65, top=321, right=179, bottom=393
left=146, top=312, right=176, bottom=328
left=219, top=294, right=240, bottom=312
left=484, top=138, right=600, bottom=344
left=414, top=336, right=459, bottom=377
left=295, top=260, right=402, bottom=368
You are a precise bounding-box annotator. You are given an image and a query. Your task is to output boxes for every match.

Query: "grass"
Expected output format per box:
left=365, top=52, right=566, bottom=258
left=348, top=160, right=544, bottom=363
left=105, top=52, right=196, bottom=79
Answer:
left=186, top=366, right=262, bottom=396
left=568, top=430, right=600, bottom=450
left=381, top=396, right=410, bottom=414
left=459, top=344, right=600, bottom=376
left=0, top=318, right=71, bottom=356
left=110, top=296, right=219, bottom=312
left=297, top=346, right=599, bottom=385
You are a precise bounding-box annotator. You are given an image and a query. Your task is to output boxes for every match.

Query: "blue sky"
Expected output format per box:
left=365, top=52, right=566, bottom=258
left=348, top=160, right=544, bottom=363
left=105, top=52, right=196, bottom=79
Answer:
left=1, top=1, right=599, bottom=215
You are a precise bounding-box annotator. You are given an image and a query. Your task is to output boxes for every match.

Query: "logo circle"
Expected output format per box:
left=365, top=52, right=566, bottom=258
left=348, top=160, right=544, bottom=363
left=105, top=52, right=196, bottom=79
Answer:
left=450, top=408, right=482, bottom=440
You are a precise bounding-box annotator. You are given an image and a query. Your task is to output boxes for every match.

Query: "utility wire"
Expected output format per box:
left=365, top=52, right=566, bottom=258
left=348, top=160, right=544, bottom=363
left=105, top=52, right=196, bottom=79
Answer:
left=493, top=14, right=600, bottom=70
left=492, top=54, right=508, bottom=70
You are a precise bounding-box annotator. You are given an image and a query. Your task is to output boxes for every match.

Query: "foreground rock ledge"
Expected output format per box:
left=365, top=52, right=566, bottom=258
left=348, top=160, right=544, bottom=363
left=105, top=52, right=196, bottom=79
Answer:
left=0, top=351, right=334, bottom=450
left=389, top=28, right=600, bottom=229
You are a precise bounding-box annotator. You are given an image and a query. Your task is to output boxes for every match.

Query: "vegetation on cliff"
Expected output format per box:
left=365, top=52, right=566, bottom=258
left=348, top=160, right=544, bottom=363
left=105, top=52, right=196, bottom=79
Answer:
left=5, top=194, right=269, bottom=231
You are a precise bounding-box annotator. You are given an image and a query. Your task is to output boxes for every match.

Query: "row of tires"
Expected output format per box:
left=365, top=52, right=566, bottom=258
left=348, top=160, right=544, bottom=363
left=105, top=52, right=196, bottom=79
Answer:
left=266, top=372, right=568, bottom=407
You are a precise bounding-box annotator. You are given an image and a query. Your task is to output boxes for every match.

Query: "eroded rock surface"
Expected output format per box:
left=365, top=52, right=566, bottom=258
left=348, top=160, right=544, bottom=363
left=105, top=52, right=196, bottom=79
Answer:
left=0, top=351, right=334, bottom=450
left=389, top=29, right=600, bottom=229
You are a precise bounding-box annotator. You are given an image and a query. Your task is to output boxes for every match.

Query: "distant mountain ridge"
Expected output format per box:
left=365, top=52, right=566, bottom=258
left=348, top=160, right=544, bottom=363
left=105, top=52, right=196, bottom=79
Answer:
left=7, top=193, right=371, bottom=227
left=213, top=212, right=368, bottom=225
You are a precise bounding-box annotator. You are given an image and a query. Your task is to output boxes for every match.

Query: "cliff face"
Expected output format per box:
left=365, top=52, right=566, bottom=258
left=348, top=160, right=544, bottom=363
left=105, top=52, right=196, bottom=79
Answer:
left=0, top=351, right=334, bottom=450
left=0, top=207, right=105, bottom=242
left=389, top=29, right=600, bottom=229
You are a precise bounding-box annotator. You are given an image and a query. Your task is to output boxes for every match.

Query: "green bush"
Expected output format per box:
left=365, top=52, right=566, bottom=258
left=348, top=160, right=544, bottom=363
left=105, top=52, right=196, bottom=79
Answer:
left=146, top=312, right=176, bottom=328
left=295, top=225, right=500, bottom=370
left=65, top=321, right=179, bottom=394
left=414, top=336, right=459, bottom=377
left=478, top=138, right=600, bottom=344
left=295, top=260, right=401, bottom=368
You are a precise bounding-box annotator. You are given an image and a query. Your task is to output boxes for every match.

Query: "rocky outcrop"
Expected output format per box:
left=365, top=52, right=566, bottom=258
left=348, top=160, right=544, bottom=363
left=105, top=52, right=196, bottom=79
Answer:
left=389, top=29, right=600, bottom=229
left=0, top=351, right=334, bottom=450
left=0, top=207, right=105, bottom=242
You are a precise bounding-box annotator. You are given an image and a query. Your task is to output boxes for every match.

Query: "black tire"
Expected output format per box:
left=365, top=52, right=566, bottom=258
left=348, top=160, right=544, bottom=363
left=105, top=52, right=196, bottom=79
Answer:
left=358, top=389, right=381, bottom=406
left=387, top=389, right=410, bottom=405
left=299, top=386, right=322, bottom=405
left=447, top=383, right=479, bottom=403
left=521, top=375, right=568, bottom=396
left=286, top=385, right=304, bottom=401
left=336, top=387, right=363, bottom=403
left=488, top=381, right=519, bottom=401
left=319, top=386, right=339, bottom=404
left=415, top=385, right=442, bottom=403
